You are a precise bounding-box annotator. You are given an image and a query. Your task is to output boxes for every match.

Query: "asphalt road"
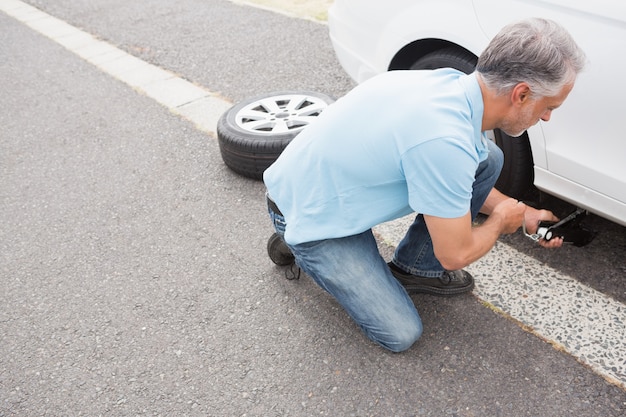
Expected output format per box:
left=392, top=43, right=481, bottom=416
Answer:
left=1, top=0, right=625, bottom=415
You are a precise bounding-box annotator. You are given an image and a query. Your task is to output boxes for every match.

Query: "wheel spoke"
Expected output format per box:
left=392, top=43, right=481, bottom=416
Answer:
left=285, top=96, right=327, bottom=117
left=271, top=120, right=291, bottom=133
left=256, top=97, right=283, bottom=114
left=238, top=108, right=273, bottom=121
left=240, top=119, right=275, bottom=132
left=295, top=103, right=327, bottom=117
left=288, top=115, right=318, bottom=126
left=283, top=95, right=309, bottom=112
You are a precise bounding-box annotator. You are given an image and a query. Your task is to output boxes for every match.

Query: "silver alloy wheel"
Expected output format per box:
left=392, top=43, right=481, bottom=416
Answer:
left=234, top=93, right=330, bottom=135
left=217, top=91, right=335, bottom=180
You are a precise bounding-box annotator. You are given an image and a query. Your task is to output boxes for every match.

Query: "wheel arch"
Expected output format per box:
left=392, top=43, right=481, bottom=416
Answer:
left=374, top=0, right=487, bottom=73
left=389, top=40, right=476, bottom=71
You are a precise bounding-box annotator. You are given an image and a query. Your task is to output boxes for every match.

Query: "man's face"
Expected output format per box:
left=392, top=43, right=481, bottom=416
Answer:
left=501, top=82, right=574, bottom=137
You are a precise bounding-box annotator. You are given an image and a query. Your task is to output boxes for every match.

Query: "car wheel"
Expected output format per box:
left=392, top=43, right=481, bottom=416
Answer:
left=217, top=91, right=334, bottom=180
left=410, top=48, right=534, bottom=199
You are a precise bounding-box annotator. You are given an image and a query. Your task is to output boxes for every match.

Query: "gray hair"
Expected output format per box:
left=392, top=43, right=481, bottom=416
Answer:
left=476, top=18, right=586, bottom=97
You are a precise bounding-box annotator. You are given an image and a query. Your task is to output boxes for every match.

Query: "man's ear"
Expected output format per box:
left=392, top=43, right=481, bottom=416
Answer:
left=511, top=82, right=532, bottom=106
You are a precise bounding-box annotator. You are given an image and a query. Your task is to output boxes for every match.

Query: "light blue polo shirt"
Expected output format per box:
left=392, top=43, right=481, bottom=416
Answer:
left=263, top=69, right=489, bottom=245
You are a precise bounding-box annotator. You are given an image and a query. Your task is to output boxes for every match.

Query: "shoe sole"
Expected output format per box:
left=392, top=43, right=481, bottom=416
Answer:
left=401, top=280, right=474, bottom=297
left=388, top=263, right=475, bottom=297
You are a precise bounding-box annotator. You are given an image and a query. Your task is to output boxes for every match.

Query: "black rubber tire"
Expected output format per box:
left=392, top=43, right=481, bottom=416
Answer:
left=267, top=233, right=295, bottom=266
left=491, top=130, right=534, bottom=200
left=410, top=48, right=534, bottom=199
left=409, top=47, right=477, bottom=73
left=217, top=91, right=335, bottom=180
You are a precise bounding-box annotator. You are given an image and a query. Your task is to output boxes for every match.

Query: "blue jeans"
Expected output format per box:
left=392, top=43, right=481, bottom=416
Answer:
left=267, top=140, right=503, bottom=352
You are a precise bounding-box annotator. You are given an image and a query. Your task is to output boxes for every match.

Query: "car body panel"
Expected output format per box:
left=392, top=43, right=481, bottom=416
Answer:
left=329, top=0, right=488, bottom=83
left=472, top=0, right=626, bottom=223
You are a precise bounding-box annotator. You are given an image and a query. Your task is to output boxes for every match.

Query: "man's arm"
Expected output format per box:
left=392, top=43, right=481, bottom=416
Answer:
left=478, top=187, right=509, bottom=215
left=424, top=188, right=563, bottom=270
left=424, top=196, right=525, bottom=271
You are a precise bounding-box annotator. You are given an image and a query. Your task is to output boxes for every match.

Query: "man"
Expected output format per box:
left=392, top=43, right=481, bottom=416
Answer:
left=263, top=18, right=586, bottom=352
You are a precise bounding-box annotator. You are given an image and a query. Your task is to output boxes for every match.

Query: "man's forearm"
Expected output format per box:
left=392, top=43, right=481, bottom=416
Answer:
left=479, top=188, right=510, bottom=216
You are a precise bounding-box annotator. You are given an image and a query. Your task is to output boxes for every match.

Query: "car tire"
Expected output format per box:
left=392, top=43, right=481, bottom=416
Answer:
left=217, top=91, right=335, bottom=180
left=410, top=48, right=534, bottom=199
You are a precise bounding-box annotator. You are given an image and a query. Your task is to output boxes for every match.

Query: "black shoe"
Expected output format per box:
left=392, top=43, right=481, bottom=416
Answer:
left=388, top=262, right=474, bottom=296
left=267, top=233, right=300, bottom=280
left=267, top=233, right=295, bottom=266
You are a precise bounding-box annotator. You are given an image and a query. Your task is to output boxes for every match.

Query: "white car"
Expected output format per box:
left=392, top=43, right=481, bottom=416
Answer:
left=328, top=0, right=626, bottom=226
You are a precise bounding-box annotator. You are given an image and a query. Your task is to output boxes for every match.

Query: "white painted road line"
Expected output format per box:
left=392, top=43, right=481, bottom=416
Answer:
left=0, top=0, right=233, bottom=136
left=2, top=0, right=625, bottom=390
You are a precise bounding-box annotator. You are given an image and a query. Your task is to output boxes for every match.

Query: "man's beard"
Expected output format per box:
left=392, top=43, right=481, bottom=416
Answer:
left=500, top=106, right=535, bottom=137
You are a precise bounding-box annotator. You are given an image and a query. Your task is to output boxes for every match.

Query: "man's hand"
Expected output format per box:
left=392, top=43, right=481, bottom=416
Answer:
left=491, top=198, right=527, bottom=234
left=523, top=206, right=563, bottom=248
left=481, top=189, right=563, bottom=248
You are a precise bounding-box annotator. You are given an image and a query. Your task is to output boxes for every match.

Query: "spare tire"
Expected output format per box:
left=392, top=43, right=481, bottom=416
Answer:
left=217, top=91, right=335, bottom=180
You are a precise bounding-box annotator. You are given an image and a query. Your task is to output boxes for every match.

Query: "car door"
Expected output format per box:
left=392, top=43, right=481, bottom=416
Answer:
left=472, top=0, right=626, bottom=223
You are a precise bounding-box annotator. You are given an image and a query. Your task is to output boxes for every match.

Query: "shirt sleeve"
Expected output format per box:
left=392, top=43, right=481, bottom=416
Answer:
left=400, top=137, right=478, bottom=218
